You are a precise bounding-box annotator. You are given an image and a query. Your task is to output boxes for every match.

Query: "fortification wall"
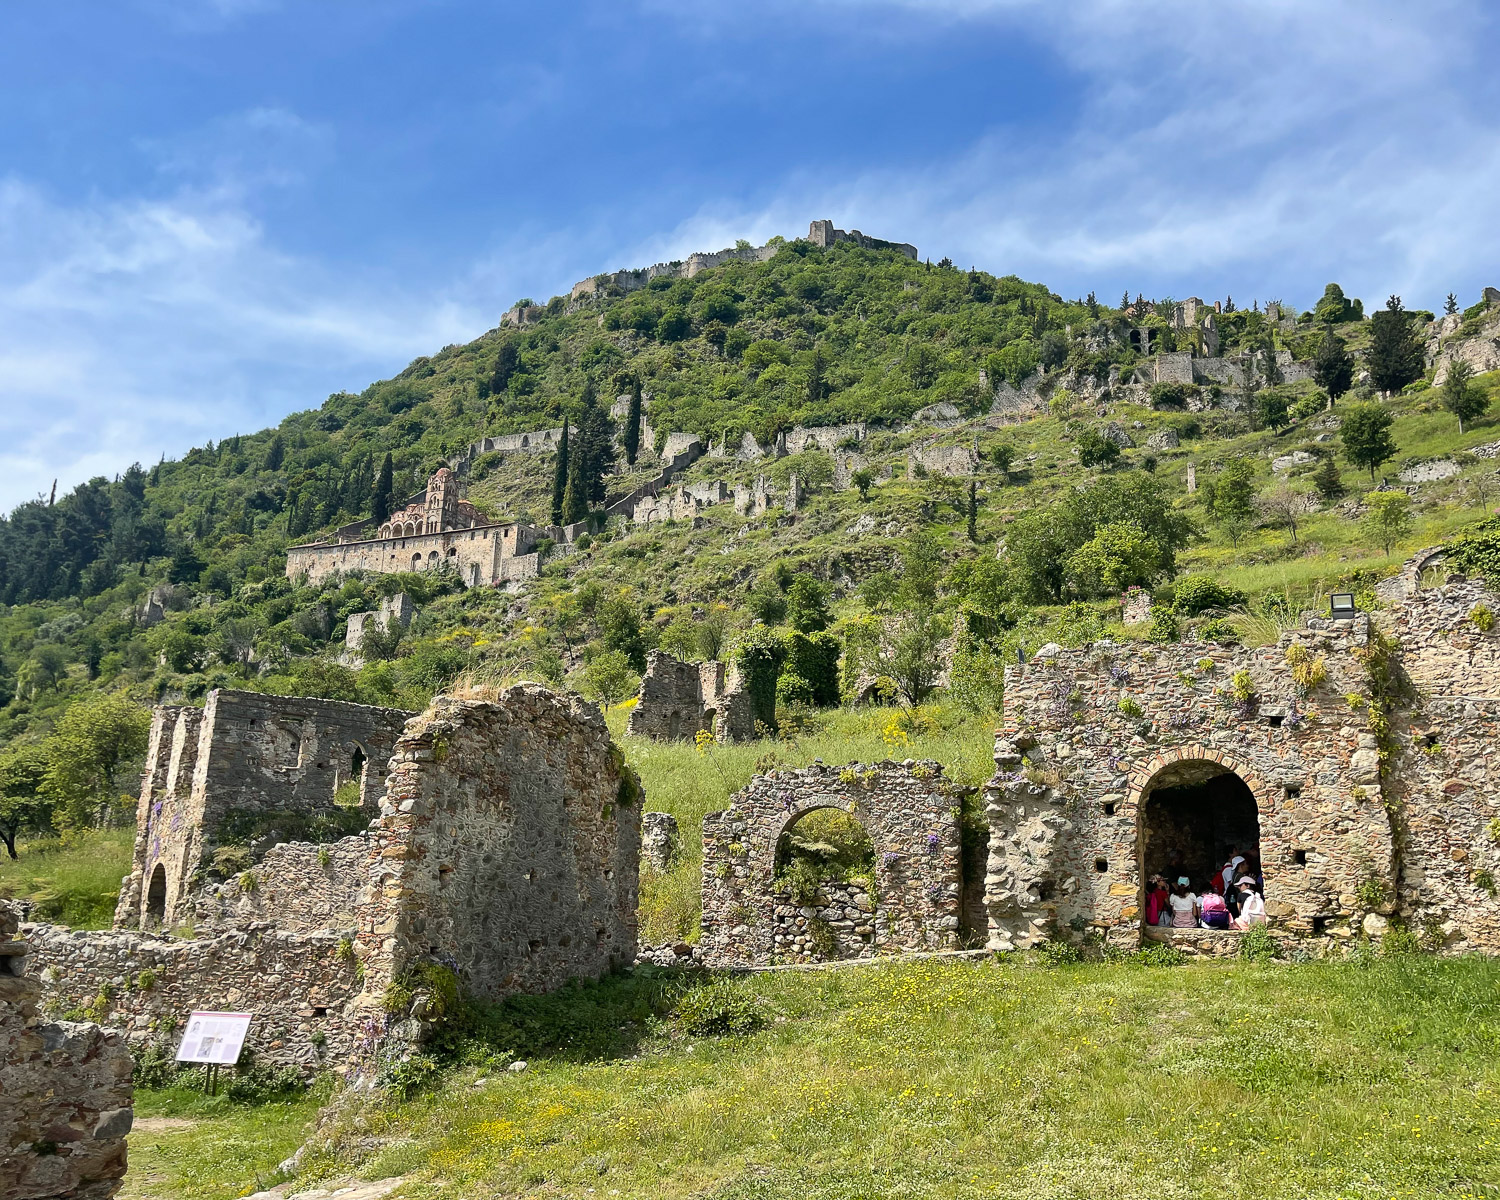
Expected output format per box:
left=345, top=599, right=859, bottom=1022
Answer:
left=24, top=922, right=363, bottom=1071
left=2, top=904, right=132, bottom=1200
left=700, top=761, right=961, bottom=967
left=190, top=836, right=371, bottom=933
left=354, top=686, right=641, bottom=1006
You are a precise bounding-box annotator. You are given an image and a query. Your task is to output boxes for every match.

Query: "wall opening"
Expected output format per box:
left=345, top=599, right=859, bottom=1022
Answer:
left=145, top=863, right=168, bottom=927
left=774, top=808, right=875, bottom=893
left=1139, top=760, right=1261, bottom=914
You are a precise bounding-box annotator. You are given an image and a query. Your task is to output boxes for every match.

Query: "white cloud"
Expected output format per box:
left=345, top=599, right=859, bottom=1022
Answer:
left=0, top=179, right=485, bottom=512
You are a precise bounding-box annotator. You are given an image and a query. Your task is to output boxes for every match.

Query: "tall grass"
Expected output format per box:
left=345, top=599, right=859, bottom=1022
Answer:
left=0, top=827, right=133, bottom=928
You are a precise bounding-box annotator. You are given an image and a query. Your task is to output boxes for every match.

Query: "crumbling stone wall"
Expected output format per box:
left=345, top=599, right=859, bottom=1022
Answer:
left=700, top=761, right=962, bottom=966
left=116, top=690, right=410, bottom=932
left=987, top=616, right=1394, bottom=951
left=986, top=563, right=1500, bottom=954
left=1, top=903, right=132, bottom=1200
left=286, top=521, right=537, bottom=589
left=627, top=652, right=753, bottom=743
left=24, top=921, right=363, bottom=1071
left=189, top=835, right=372, bottom=933
left=353, top=686, right=641, bottom=1006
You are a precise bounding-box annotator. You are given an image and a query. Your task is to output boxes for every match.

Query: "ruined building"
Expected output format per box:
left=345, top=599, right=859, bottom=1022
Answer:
left=984, top=552, right=1500, bottom=955
left=285, top=468, right=540, bottom=589
left=1, top=902, right=133, bottom=1200
left=806, top=220, right=918, bottom=259
left=627, top=651, right=754, bottom=743
left=24, top=685, right=642, bottom=1070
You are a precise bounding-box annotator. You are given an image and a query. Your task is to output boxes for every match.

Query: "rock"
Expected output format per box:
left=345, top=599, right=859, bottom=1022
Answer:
left=1362, top=913, right=1389, bottom=938
left=641, top=812, right=681, bottom=872
left=1033, top=643, right=1062, bottom=660
left=508, top=1060, right=529, bottom=1073
left=1469, top=440, right=1500, bottom=459
left=912, top=401, right=962, bottom=426
left=1272, top=451, right=1316, bottom=472
left=1398, top=459, right=1460, bottom=484
left=1145, top=428, right=1180, bottom=450
left=1102, top=422, right=1135, bottom=449
left=846, top=513, right=877, bottom=535
left=93, top=1106, right=133, bottom=1140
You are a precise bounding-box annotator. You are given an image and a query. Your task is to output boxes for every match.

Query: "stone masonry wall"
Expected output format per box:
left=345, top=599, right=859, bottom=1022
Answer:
left=1, top=903, right=132, bottom=1200
left=285, top=522, right=536, bottom=589
left=189, top=836, right=371, bottom=934
left=353, top=686, right=641, bottom=1007
left=117, top=691, right=409, bottom=933
left=987, top=616, right=1395, bottom=951
left=700, top=761, right=961, bottom=967
left=24, top=922, right=364, bottom=1072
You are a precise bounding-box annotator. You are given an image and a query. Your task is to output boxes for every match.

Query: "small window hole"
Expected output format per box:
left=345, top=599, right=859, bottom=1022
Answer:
left=312, top=1007, right=327, bottom=1018
left=1094, top=858, right=1109, bottom=873
left=1102, top=801, right=1117, bottom=816
left=1293, top=849, right=1308, bottom=866
left=1284, top=784, right=1302, bottom=801
left=1311, top=915, right=1330, bottom=935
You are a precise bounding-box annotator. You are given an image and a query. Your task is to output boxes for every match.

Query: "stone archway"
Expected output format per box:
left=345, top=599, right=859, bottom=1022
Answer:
left=1129, top=748, right=1269, bottom=924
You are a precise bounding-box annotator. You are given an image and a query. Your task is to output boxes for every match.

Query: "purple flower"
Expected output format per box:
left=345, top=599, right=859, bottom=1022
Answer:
left=925, top=833, right=941, bottom=854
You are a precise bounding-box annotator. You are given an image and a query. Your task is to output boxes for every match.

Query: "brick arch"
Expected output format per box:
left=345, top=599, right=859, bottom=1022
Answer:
left=765, top=798, right=879, bottom=883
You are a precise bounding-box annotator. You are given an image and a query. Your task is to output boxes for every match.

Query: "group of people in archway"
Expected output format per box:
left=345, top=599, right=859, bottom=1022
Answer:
left=1146, top=853, right=1267, bottom=931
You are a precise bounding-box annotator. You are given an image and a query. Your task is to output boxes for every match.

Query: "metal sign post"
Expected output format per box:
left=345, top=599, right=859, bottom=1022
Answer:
left=175, top=1011, right=254, bottom=1090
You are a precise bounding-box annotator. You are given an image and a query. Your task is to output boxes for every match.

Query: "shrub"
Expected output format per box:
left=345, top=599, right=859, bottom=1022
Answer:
left=1117, top=695, right=1144, bottom=719
left=224, top=1057, right=306, bottom=1104
left=1172, top=576, right=1248, bottom=616
left=775, top=672, right=815, bottom=708
left=1136, top=941, right=1186, bottom=967
left=1471, top=603, right=1495, bottom=633
left=1285, top=643, right=1328, bottom=696
left=1036, top=939, right=1082, bottom=966
left=783, top=630, right=841, bottom=706
left=675, top=981, right=763, bottom=1037
left=1239, top=925, right=1278, bottom=963
left=1147, top=608, right=1179, bottom=643
left=132, top=1041, right=179, bottom=1090
left=1199, top=618, right=1241, bottom=646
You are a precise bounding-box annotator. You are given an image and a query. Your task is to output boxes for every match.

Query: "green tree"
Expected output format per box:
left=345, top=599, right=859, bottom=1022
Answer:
left=1363, top=490, right=1412, bottom=556
left=1254, top=388, right=1291, bottom=432
left=1312, top=330, right=1355, bottom=402
left=696, top=604, right=732, bottom=662
left=1061, top=522, right=1158, bottom=598
left=1256, top=485, right=1308, bottom=544
left=1312, top=456, right=1346, bottom=502
left=262, top=433, right=286, bottom=472
left=989, top=442, right=1017, bottom=477
left=41, top=693, right=150, bottom=830
left=578, top=650, right=637, bottom=709
left=1340, top=402, right=1398, bottom=481
left=1441, top=359, right=1489, bottom=433
left=1445, top=293, right=1459, bottom=316
left=551, top=418, right=570, bottom=525
left=1075, top=426, right=1120, bottom=469
left=16, top=645, right=68, bottom=699
left=597, top=594, right=648, bottom=671
left=1201, top=456, right=1256, bottom=546
left=1367, top=295, right=1424, bottom=397
left=0, top=744, right=54, bottom=858
left=623, top=376, right=643, bottom=466
left=372, top=452, right=394, bottom=523
left=1313, top=283, right=1361, bottom=324
left=851, top=467, right=875, bottom=501
left=786, top=575, right=832, bottom=634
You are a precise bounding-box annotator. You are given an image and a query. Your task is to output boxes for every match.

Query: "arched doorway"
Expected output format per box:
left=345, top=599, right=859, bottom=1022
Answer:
left=145, top=863, right=168, bottom=927
left=772, top=807, right=877, bottom=957
left=1138, top=758, right=1262, bottom=913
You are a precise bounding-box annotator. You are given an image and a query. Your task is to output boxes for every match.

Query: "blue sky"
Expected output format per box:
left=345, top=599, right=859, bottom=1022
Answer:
left=2, top=0, right=1498, bottom=512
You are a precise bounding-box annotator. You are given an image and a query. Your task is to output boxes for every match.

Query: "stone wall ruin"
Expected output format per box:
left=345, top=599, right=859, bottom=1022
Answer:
left=627, top=651, right=754, bottom=743
left=700, top=761, right=963, bottom=966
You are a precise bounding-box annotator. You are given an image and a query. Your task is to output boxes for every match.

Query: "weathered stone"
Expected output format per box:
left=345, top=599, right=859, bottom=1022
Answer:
left=628, top=651, right=752, bottom=743
left=1145, top=428, right=1180, bottom=451
left=641, top=812, right=682, bottom=872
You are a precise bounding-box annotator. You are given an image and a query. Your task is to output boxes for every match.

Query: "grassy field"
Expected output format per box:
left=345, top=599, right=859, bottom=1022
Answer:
left=609, top=701, right=997, bottom=945
left=0, top=827, right=133, bottom=928
left=129, top=953, right=1500, bottom=1200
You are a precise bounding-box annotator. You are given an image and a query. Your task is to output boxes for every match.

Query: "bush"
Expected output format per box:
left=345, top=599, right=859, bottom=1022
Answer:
left=675, top=981, right=763, bottom=1038
left=1172, top=576, right=1248, bottom=616
left=1239, top=925, right=1278, bottom=963
left=783, top=630, right=840, bottom=706
left=775, top=672, right=815, bottom=708
left=132, top=1041, right=179, bottom=1090
left=1136, top=941, right=1186, bottom=967
left=224, top=1058, right=306, bottom=1104
left=1149, top=381, right=1198, bottom=410
left=1147, top=608, right=1179, bottom=643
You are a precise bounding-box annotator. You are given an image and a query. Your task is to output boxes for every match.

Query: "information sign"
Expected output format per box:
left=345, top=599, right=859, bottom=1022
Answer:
left=175, top=1011, right=253, bottom=1065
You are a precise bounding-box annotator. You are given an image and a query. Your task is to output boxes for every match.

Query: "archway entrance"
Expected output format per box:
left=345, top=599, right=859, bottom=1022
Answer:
left=772, top=808, right=877, bottom=958
left=145, top=863, right=168, bottom=927
left=1139, top=759, right=1261, bottom=904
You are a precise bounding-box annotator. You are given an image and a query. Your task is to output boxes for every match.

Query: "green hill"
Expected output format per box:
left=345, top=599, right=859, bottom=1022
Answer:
left=1, top=233, right=1499, bottom=869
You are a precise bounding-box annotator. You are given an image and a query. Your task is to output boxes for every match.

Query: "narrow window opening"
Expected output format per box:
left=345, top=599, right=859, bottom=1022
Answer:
left=1293, top=848, right=1308, bottom=866
left=1266, top=713, right=1285, bottom=728
left=1094, top=858, right=1109, bottom=873
left=312, top=1007, right=327, bottom=1018
left=1311, top=915, right=1330, bottom=935
left=1284, top=784, right=1302, bottom=801
left=1102, top=801, right=1117, bottom=816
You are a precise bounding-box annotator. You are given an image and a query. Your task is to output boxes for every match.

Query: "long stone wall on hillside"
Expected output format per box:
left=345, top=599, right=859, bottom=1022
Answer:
left=354, top=686, right=642, bottom=1006
left=285, top=521, right=536, bottom=589
left=700, top=761, right=961, bottom=967
left=2, top=903, right=132, bottom=1200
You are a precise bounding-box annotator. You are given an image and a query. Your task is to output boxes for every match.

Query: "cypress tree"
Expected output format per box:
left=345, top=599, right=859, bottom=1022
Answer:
left=623, top=376, right=642, bottom=466
left=966, top=479, right=978, bottom=542
left=562, top=438, right=588, bottom=525
left=372, top=452, right=394, bottom=522
left=1313, top=330, right=1354, bottom=402
left=1367, top=295, right=1424, bottom=397
left=551, top=419, right=569, bottom=525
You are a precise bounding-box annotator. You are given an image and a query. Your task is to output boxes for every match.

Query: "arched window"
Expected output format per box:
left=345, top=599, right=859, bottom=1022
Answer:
left=145, top=863, right=168, bottom=927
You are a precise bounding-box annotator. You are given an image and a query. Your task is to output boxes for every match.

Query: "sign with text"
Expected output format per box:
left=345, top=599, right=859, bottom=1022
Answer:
left=175, top=1011, right=253, bottom=1065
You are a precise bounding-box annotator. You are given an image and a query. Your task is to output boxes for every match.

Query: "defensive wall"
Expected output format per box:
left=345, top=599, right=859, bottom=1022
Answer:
left=285, top=521, right=537, bottom=589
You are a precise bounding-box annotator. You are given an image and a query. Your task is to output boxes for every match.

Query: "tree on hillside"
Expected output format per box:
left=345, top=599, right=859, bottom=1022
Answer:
left=622, top=376, right=643, bottom=466
left=489, top=341, right=520, bottom=395
left=1446, top=293, right=1460, bottom=316
left=41, top=693, right=150, bottom=829
left=966, top=479, right=979, bottom=542
left=1254, top=388, right=1290, bottom=433
left=263, top=433, right=285, bottom=472
left=1075, top=426, right=1120, bottom=468
left=786, top=575, right=832, bottom=635
left=852, top=467, right=875, bottom=501
left=1363, top=490, right=1412, bottom=556
left=372, top=452, right=394, bottom=522
left=1442, top=359, right=1489, bottom=433
left=551, top=418, right=570, bottom=525
left=1340, top=402, right=1398, bottom=481
left=0, top=744, right=53, bottom=859
left=1313, top=283, right=1362, bottom=324
left=1312, top=456, right=1346, bottom=502
left=570, top=382, right=616, bottom=507
left=1257, top=485, right=1309, bottom=545
left=1201, top=456, right=1257, bottom=547
left=562, top=442, right=587, bottom=525
left=1367, top=295, right=1424, bottom=397
left=578, top=650, right=636, bottom=710
left=1313, top=331, right=1355, bottom=402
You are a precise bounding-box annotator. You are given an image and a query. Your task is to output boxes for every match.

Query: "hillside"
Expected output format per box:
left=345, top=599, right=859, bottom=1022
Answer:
left=1, top=226, right=1499, bottom=867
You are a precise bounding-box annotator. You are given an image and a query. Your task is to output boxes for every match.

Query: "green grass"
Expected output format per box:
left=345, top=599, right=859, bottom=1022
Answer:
left=0, top=827, right=133, bottom=928
left=608, top=701, right=996, bottom=944
left=245, top=954, right=1500, bottom=1200
left=123, top=1081, right=329, bottom=1200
